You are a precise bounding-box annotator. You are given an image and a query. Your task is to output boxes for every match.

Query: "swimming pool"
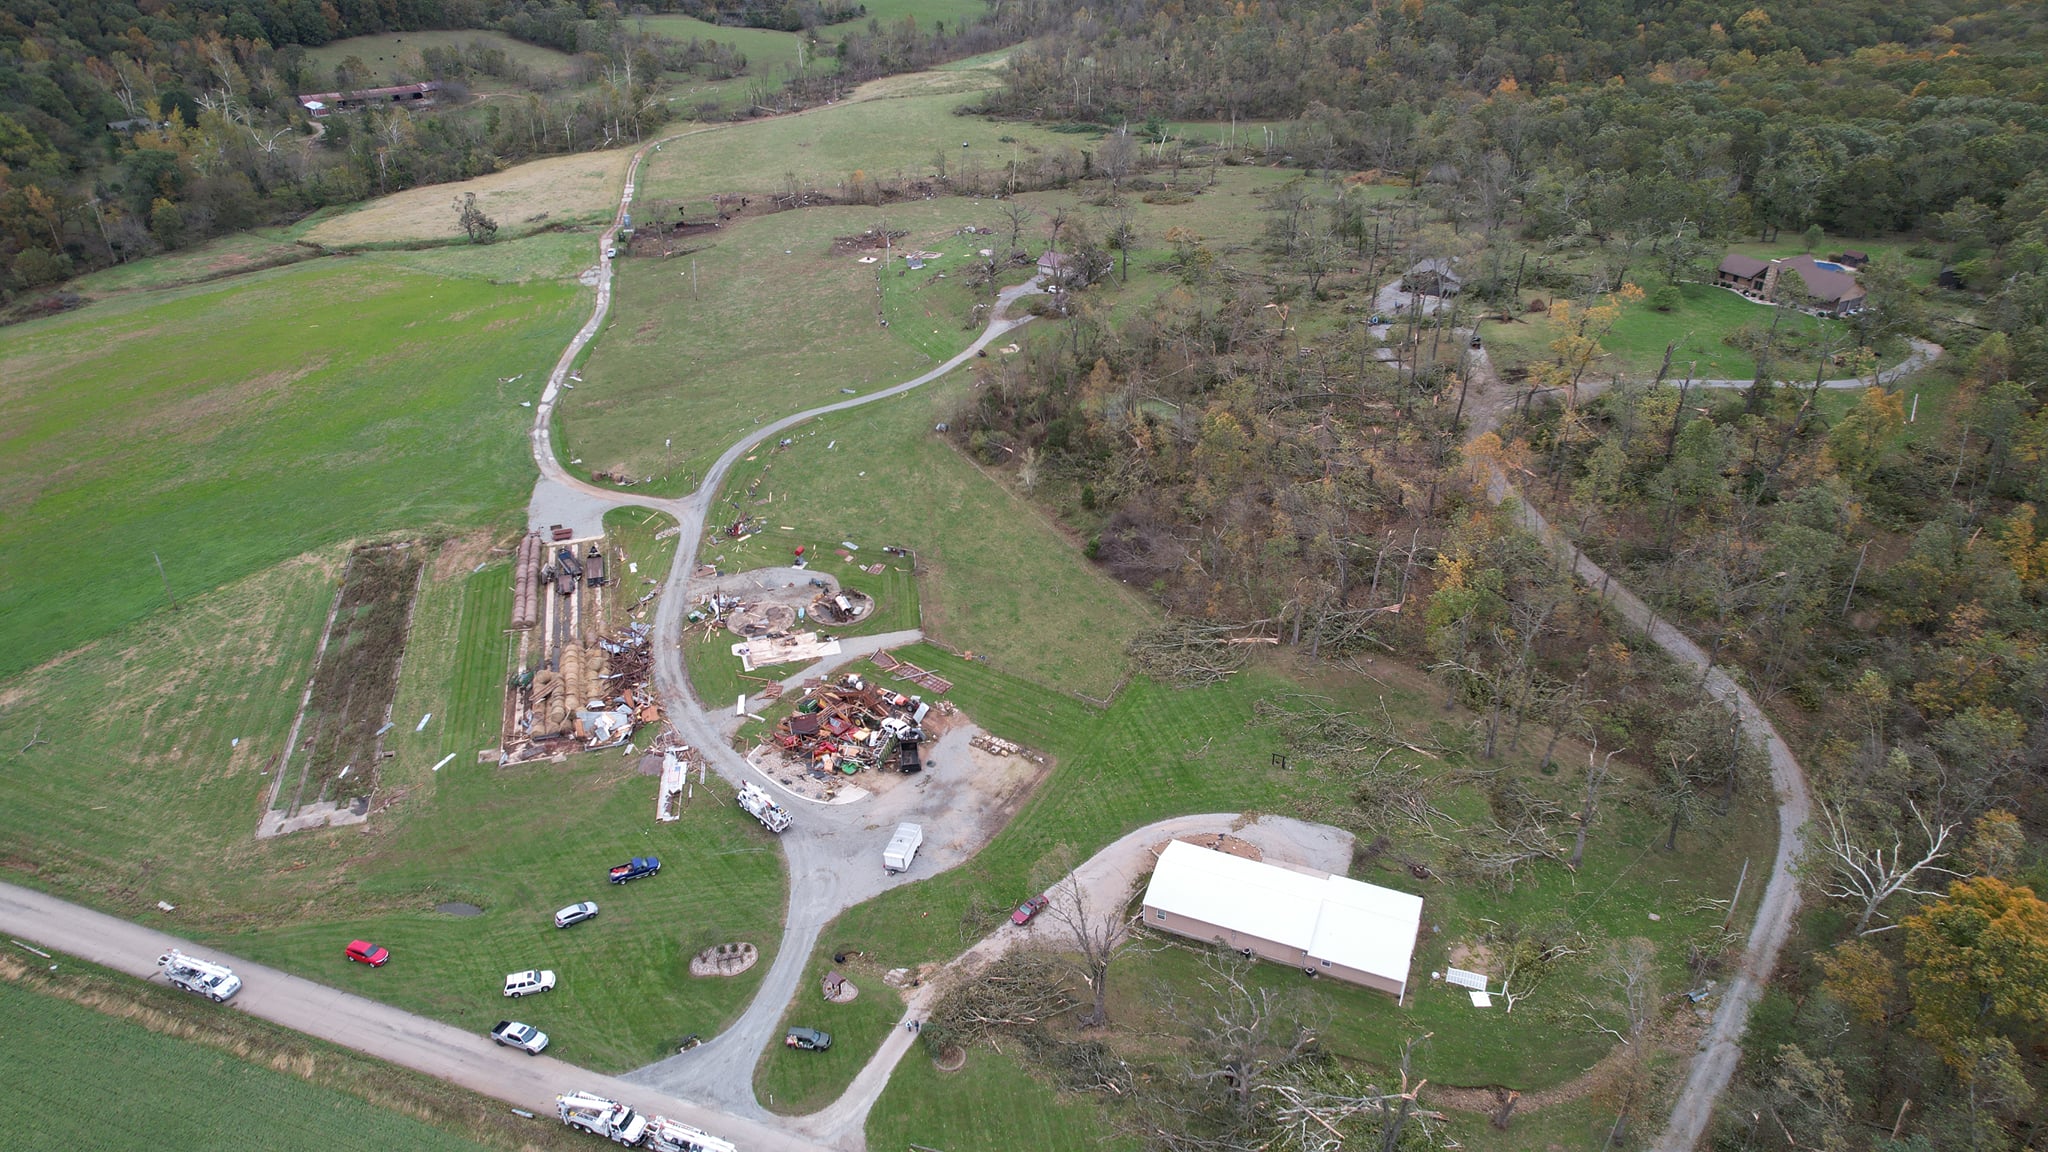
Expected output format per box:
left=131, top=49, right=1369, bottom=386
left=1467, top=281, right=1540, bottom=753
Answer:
left=1813, top=260, right=1847, bottom=272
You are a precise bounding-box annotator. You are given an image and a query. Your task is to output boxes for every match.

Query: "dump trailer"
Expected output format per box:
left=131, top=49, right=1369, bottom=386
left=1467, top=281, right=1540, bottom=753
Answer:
left=557, top=1092, right=648, bottom=1145
left=737, top=780, right=793, bottom=832
left=158, top=949, right=243, bottom=1002
left=897, top=740, right=923, bottom=774
left=586, top=546, right=608, bottom=587
left=556, top=547, right=584, bottom=578
left=884, top=822, right=923, bottom=873
left=644, top=1116, right=738, bottom=1152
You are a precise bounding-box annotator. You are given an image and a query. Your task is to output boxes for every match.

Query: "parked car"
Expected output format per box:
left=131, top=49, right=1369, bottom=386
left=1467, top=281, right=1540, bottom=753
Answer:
left=785, top=1026, right=833, bottom=1051
left=1011, top=895, right=1051, bottom=926
left=503, top=969, right=557, bottom=997
left=344, top=939, right=390, bottom=966
left=490, top=1020, right=550, bottom=1055
left=555, top=901, right=600, bottom=928
left=608, top=856, right=661, bottom=884
left=605, top=247, right=618, bottom=258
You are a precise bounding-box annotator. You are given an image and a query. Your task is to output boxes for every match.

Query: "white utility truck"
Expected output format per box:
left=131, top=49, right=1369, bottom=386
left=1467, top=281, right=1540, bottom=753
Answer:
left=556, top=1092, right=649, bottom=1145
left=157, top=949, right=242, bottom=1002
left=737, top=780, right=792, bottom=833
left=644, top=1115, right=738, bottom=1152
left=883, top=822, right=923, bottom=873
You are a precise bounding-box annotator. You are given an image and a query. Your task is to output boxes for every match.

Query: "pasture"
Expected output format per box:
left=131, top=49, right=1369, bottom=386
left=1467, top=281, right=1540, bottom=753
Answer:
left=306, top=150, right=631, bottom=246
left=0, top=243, right=583, bottom=681
left=299, top=30, right=581, bottom=89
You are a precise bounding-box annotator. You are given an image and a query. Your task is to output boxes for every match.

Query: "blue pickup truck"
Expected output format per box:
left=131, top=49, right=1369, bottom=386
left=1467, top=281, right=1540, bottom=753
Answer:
left=608, top=856, right=661, bottom=884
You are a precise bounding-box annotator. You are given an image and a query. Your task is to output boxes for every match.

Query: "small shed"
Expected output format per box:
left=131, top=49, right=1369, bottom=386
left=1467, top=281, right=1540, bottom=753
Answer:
left=1036, top=250, right=1070, bottom=283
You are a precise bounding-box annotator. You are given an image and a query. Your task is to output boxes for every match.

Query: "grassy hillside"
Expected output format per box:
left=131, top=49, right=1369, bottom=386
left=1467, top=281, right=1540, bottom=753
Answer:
left=0, top=237, right=584, bottom=680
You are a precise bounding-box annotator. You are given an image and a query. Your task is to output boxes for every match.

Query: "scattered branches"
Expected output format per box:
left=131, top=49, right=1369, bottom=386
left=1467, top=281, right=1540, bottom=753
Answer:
left=1128, top=618, right=1274, bottom=686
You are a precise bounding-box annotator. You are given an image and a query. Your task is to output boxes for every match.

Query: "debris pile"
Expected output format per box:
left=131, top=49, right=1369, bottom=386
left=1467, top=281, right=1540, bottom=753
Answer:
left=868, top=650, right=953, bottom=694
left=970, top=733, right=1021, bottom=757
left=809, top=587, right=873, bottom=624
left=769, top=674, right=931, bottom=778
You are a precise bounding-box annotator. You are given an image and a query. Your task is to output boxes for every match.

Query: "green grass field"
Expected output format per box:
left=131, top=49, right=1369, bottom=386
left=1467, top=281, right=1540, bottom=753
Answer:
left=0, top=237, right=585, bottom=681
left=634, top=85, right=1089, bottom=204
left=301, top=30, right=580, bottom=87
left=0, top=542, right=786, bottom=1073
left=1481, top=280, right=1843, bottom=382
left=867, top=1046, right=1143, bottom=1151
left=755, top=946, right=906, bottom=1113
left=701, top=376, right=1151, bottom=697
left=0, top=970, right=497, bottom=1152
left=70, top=220, right=325, bottom=293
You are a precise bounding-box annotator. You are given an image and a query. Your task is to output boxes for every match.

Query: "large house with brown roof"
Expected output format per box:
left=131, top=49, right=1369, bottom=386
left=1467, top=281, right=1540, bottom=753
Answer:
left=1715, top=252, right=1867, bottom=315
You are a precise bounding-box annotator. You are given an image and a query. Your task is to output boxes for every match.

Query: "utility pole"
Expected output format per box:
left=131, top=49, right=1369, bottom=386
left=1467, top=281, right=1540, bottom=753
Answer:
left=153, top=550, right=175, bottom=606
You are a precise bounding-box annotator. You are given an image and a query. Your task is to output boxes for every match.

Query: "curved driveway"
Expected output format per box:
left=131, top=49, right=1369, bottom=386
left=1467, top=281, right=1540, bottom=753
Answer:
left=516, top=134, right=1043, bottom=1138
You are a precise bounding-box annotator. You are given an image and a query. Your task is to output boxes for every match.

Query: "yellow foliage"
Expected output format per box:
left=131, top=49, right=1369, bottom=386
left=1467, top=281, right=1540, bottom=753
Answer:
left=1996, top=503, right=2048, bottom=582
left=1819, top=940, right=1894, bottom=1027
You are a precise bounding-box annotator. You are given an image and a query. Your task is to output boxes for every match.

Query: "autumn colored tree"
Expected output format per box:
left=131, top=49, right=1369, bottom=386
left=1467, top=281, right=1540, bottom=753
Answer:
left=1818, top=939, right=1896, bottom=1026
left=1902, top=876, right=2048, bottom=1073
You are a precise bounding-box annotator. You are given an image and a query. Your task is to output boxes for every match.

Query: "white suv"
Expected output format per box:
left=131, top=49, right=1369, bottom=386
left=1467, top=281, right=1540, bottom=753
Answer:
left=503, top=969, right=557, bottom=997
left=554, top=901, right=599, bottom=928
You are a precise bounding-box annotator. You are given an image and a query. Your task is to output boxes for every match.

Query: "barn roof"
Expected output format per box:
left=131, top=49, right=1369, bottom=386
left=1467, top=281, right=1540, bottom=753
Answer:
left=1142, top=840, right=1422, bottom=991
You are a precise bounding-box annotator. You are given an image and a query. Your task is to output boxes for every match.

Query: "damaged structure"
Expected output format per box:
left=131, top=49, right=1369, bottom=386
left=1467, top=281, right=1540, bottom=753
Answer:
left=769, top=674, right=933, bottom=779
left=504, top=530, right=664, bottom=763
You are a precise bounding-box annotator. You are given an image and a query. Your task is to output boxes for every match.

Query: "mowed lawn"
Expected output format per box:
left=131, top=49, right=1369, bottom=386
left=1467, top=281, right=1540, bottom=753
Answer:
left=704, top=376, right=1151, bottom=698
left=0, top=976, right=496, bottom=1152
left=0, top=247, right=582, bottom=681
left=1481, top=280, right=1844, bottom=382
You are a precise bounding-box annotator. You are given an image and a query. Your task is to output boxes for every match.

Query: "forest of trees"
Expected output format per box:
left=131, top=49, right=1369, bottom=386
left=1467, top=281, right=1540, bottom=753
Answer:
left=933, top=3, right=2048, bottom=1149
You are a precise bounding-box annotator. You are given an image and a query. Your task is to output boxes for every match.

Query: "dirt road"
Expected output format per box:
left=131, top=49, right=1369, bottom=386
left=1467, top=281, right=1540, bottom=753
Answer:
left=1442, top=311, right=1946, bottom=1150
left=0, top=880, right=838, bottom=1151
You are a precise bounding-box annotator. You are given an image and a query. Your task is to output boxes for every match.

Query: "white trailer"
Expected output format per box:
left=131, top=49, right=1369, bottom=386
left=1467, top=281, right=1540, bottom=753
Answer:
left=157, top=949, right=242, bottom=1002
left=737, top=780, right=792, bottom=833
left=883, top=822, right=923, bottom=873
left=557, top=1091, right=649, bottom=1145
left=645, top=1115, right=738, bottom=1152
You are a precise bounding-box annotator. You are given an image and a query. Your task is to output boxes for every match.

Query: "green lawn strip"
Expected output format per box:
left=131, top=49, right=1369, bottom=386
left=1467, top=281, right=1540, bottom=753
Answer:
left=754, top=948, right=908, bottom=1114
left=0, top=255, right=581, bottom=680
left=351, top=231, right=600, bottom=284
left=0, top=971, right=503, bottom=1152
left=70, top=221, right=326, bottom=293
left=222, top=766, right=785, bottom=1072
left=699, top=380, right=1148, bottom=697
left=866, top=1044, right=1144, bottom=1152
left=445, top=563, right=518, bottom=756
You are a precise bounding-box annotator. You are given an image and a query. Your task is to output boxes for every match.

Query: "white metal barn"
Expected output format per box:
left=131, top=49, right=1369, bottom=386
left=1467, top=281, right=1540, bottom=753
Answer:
left=1141, top=839, right=1424, bottom=1000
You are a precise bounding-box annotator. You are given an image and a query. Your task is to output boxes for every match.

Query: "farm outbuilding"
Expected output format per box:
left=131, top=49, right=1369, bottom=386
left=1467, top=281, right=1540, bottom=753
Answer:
left=1141, top=839, right=1423, bottom=1000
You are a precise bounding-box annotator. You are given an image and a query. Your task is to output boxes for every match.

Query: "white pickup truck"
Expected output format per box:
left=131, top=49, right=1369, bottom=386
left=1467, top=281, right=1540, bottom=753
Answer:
left=490, top=1019, right=549, bottom=1054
